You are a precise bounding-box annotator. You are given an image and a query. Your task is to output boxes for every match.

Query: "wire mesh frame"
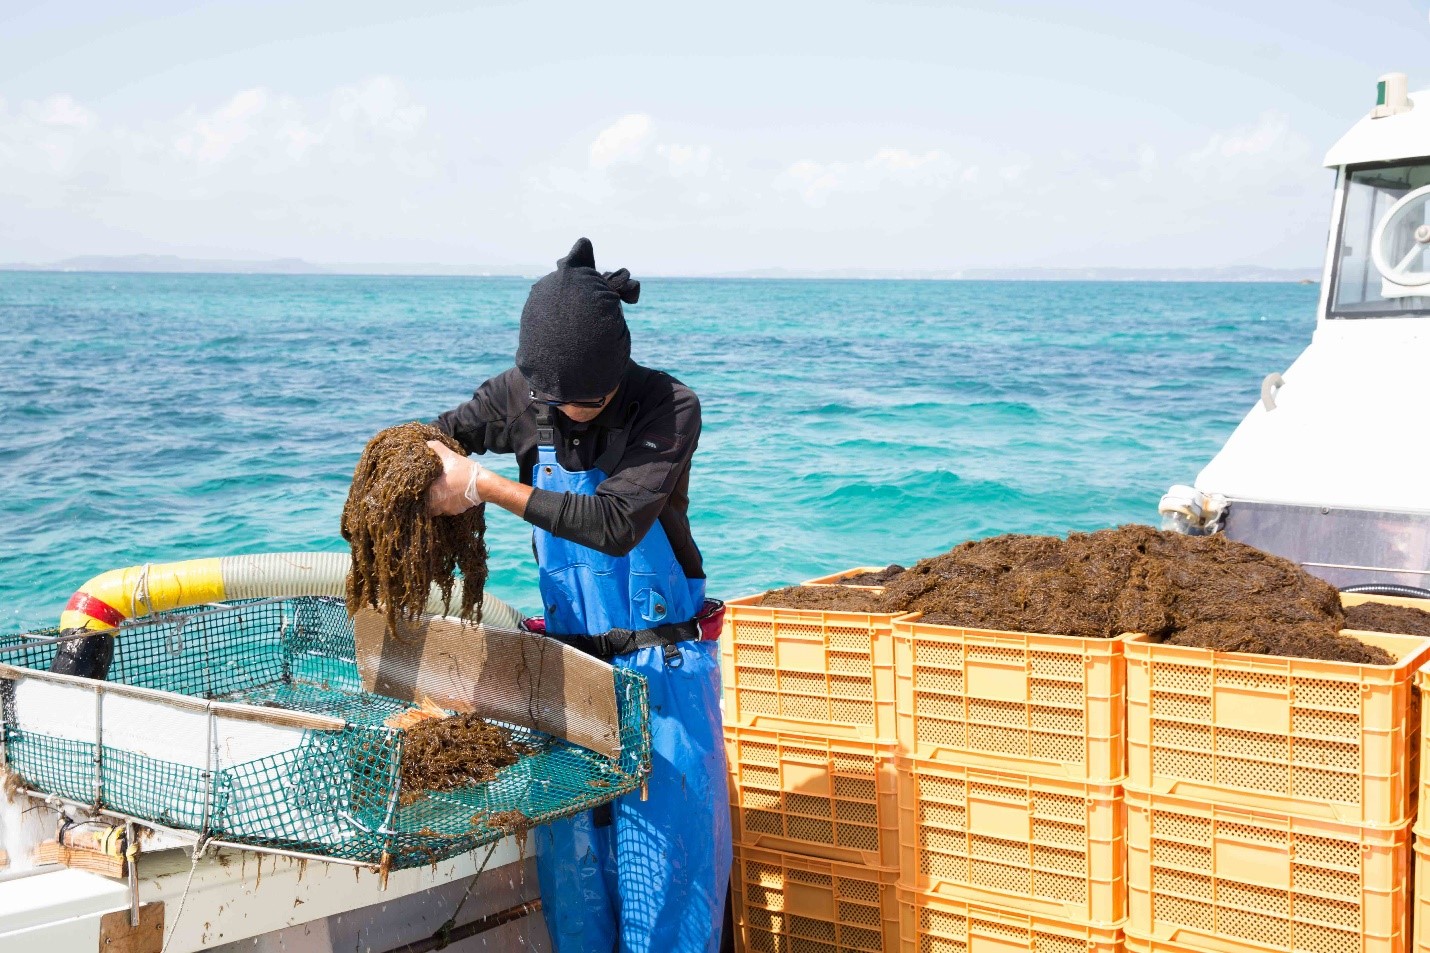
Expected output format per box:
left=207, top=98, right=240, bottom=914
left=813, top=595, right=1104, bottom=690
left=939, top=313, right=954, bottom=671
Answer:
left=12, top=784, right=380, bottom=870
left=0, top=597, right=652, bottom=870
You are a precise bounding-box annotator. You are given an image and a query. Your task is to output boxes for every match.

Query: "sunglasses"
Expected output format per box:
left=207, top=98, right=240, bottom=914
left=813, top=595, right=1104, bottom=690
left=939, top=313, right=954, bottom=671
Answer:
left=530, top=390, right=610, bottom=410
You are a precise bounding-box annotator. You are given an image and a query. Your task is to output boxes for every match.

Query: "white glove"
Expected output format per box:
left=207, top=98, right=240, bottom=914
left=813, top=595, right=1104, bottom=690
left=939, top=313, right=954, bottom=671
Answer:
left=425, top=440, right=485, bottom=515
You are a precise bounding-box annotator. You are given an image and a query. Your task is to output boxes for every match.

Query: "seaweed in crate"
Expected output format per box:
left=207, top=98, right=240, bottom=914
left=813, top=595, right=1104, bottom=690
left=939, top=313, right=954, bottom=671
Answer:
left=756, top=585, right=885, bottom=612
left=875, top=525, right=1396, bottom=663
left=837, top=565, right=905, bottom=586
left=1344, top=600, right=1430, bottom=637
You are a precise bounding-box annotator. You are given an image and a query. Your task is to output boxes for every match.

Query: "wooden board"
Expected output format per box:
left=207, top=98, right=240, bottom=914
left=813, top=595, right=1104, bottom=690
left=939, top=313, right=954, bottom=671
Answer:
left=352, top=609, right=623, bottom=759
left=99, top=902, right=163, bottom=953
left=35, top=839, right=127, bottom=878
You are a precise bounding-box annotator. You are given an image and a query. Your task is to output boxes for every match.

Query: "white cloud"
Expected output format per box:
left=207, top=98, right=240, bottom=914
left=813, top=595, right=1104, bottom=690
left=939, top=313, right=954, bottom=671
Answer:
left=0, top=94, right=102, bottom=175
left=779, top=147, right=960, bottom=206
left=870, top=147, right=944, bottom=173
left=589, top=114, right=653, bottom=169
left=1000, top=160, right=1030, bottom=182
left=1189, top=111, right=1291, bottom=162
left=0, top=85, right=1331, bottom=272
left=334, top=75, right=427, bottom=137
left=0, top=77, right=450, bottom=256
left=174, top=87, right=276, bottom=162
left=524, top=114, right=726, bottom=228
left=29, top=94, right=96, bottom=129
left=656, top=142, right=712, bottom=178
left=166, top=78, right=433, bottom=171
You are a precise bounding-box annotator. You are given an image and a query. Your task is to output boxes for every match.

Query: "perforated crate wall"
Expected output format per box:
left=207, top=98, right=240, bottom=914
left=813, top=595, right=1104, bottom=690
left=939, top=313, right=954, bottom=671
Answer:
left=1123, top=930, right=1249, bottom=953
left=727, top=724, right=899, bottom=867
left=1407, top=835, right=1430, bottom=944
left=721, top=594, right=899, bottom=742
left=893, top=616, right=1128, bottom=782
left=732, top=843, right=899, bottom=953
left=1125, top=630, right=1430, bottom=826
left=1126, top=787, right=1410, bottom=953
left=896, top=887, right=1124, bottom=953
left=1415, top=836, right=1430, bottom=953
left=1413, top=667, right=1430, bottom=832
left=897, top=757, right=1124, bottom=925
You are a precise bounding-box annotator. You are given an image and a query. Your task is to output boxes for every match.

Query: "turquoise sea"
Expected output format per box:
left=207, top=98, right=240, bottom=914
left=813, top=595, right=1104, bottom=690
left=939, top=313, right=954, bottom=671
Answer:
left=0, top=273, right=1316, bottom=635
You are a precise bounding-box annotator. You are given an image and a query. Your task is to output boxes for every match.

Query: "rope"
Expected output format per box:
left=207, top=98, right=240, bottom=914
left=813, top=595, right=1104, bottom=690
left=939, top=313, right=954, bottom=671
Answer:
left=161, top=703, right=218, bottom=952
left=160, top=838, right=206, bottom=953
left=437, top=841, right=502, bottom=945
left=132, top=563, right=154, bottom=620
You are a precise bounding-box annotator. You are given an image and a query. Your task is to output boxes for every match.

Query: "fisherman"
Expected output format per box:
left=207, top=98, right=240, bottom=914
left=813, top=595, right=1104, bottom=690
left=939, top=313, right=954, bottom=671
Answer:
left=424, top=237, right=731, bottom=953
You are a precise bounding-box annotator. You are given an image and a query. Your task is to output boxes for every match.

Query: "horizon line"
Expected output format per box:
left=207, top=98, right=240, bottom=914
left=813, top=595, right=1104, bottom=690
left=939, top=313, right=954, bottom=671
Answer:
left=0, top=256, right=1323, bottom=283
left=0, top=268, right=1323, bottom=283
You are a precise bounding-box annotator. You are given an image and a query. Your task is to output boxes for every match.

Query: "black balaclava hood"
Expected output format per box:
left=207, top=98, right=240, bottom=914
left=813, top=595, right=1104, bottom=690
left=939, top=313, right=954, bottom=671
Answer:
left=516, top=237, right=640, bottom=402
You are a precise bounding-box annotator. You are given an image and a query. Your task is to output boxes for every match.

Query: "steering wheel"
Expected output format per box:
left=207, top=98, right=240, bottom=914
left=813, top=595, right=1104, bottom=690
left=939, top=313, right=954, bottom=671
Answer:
left=1372, top=183, right=1430, bottom=287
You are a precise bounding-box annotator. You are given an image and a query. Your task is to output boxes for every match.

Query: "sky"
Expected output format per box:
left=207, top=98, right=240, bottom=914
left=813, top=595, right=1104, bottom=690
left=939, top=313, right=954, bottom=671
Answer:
left=1, top=0, right=1428, bottom=274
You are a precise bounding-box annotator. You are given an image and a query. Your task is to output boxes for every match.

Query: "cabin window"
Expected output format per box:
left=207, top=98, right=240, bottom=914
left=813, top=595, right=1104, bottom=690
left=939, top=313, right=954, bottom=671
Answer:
left=1330, top=161, right=1430, bottom=318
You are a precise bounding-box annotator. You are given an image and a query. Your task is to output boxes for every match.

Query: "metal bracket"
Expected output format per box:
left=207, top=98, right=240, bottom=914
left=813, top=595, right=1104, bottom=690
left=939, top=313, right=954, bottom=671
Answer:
left=1261, top=372, right=1285, bottom=411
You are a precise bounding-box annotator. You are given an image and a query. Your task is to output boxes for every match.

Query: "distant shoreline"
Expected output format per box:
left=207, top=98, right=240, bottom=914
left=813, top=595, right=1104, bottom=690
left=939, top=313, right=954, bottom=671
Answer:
left=0, top=266, right=1322, bottom=283
left=0, top=254, right=1321, bottom=283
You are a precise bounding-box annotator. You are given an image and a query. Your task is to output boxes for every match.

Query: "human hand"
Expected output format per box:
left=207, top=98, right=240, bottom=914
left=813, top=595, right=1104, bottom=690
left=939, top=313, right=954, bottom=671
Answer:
left=425, top=440, right=485, bottom=515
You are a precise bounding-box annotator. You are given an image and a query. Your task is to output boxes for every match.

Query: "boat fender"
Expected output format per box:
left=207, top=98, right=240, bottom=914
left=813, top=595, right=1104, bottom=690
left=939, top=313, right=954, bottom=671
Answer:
left=52, top=552, right=525, bottom=678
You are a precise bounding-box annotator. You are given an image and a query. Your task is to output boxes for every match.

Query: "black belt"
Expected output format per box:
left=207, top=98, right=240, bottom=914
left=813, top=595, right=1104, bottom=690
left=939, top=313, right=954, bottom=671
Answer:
left=563, top=617, right=702, bottom=666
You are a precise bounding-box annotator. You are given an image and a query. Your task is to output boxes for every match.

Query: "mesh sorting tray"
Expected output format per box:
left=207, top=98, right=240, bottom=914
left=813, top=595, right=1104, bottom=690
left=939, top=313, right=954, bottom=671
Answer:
left=1126, top=787, right=1410, bottom=953
left=0, top=597, right=650, bottom=871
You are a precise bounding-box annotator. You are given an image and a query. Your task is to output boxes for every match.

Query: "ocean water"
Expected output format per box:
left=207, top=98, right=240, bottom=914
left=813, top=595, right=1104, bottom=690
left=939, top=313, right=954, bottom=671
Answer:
left=0, top=273, right=1317, bottom=635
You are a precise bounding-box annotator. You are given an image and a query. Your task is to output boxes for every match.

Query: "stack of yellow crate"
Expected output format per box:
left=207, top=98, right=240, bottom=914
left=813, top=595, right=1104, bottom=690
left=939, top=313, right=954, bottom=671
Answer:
left=1415, top=663, right=1430, bottom=953
left=1122, top=591, right=1430, bottom=953
left=891, top=612, right=1129, bottom=952
left=722, top=572, right=1430, bottom=953
left=722, top=568, right=904, bottom=951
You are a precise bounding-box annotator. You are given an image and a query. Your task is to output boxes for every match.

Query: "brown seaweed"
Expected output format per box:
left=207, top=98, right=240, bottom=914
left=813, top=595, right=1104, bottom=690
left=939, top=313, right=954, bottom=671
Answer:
left=766, top=527, right=1394, bottom=664
left=342, top=422, right=488, bottom=635
left=398, top=714, right=523, bottom=807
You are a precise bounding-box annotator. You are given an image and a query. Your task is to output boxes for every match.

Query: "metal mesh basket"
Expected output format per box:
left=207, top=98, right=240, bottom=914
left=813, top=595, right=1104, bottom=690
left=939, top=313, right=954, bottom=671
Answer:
left=0, top=597, right=650, bottom=870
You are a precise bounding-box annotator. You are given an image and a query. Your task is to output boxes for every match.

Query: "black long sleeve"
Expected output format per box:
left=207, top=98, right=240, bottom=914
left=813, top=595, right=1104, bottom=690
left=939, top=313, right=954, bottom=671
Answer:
left=432, top=364, right=705, bottom=578
left=432, top=374, right=517, bottom=455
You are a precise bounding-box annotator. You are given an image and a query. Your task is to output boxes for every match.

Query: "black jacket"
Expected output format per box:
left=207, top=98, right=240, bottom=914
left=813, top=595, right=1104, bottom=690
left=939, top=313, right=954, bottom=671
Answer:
left=433, top=363, right=704, bottom=579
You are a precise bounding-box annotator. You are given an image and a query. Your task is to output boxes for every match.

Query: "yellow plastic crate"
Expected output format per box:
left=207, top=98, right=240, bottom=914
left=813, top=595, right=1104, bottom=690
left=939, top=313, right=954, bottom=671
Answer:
left=726, top=724, right=899, bottom=868
left=1415, top=837, right=1430, bottom=953
left=1124, top=930, right=1252, bottom=953
left=732, top=844, right=899, bottom=953
left=897, top=756, right=1124, bottom=925
left=897, top=887, right=1124, bottom=953
left=893, top=614, right=1129, bottom=782
left=1125, top=628, right=1430, bottom=826
left=721, top=593, right=900, bottom=742
left=803, top=566, right=893, bottom=587
left=1126, top=787, right=1410, bottom=953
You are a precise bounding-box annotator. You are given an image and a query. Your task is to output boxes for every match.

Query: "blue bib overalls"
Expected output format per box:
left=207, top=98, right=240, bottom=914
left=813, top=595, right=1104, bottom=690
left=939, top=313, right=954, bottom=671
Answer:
left=530, top=419, right=732, bottom=953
